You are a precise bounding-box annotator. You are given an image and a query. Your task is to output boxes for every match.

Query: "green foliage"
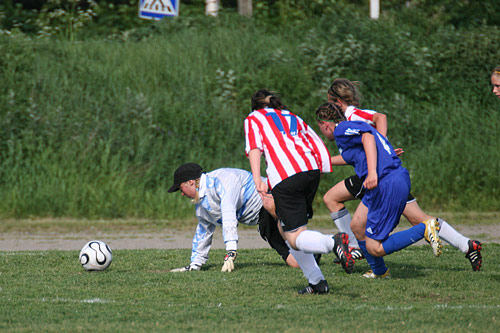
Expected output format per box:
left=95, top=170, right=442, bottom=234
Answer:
left=1, top=245, right=500, bottom=331
left=0, top=5, right=499, bottom=218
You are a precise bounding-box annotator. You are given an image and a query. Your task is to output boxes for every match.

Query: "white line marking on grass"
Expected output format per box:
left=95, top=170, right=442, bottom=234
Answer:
left=82, top=298, right=113, bottom=303
left=434, top=304, right=500, bottom=310
left=1, top=252, right=49, bottom=256
left=355, top=304, right=500, bottom=311
left=355, top=305, right=414, bottom=311
left=41, top=297, right=115, bottom=304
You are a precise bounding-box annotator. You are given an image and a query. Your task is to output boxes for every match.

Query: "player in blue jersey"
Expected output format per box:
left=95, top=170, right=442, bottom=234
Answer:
left=323, top=78, right=482, bottom=272
left=316, top=102, right=441, bottom=278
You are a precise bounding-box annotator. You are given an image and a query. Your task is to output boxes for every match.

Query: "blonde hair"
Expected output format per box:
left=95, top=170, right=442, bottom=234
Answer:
left=327, top=78, right=362, bottom=107
left=191, top=178, right=201, bottom=204
left=493, top=65, right=500, bottom=77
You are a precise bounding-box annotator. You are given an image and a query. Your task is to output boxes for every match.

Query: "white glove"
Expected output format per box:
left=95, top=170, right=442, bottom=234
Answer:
left=170, top=264, right=201, bottom=272
left=221, top=250, right=237, bottom=272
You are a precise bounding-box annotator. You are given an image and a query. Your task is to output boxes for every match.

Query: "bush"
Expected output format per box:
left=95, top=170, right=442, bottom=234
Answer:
left=0, top=5, right=499, bottom=218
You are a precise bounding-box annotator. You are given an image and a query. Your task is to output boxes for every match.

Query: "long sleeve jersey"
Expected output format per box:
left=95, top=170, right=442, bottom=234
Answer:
left=190, top=168, right=263, bottom=267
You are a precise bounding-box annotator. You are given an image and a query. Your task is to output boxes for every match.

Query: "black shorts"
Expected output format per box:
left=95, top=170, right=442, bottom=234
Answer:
left=257, top=207, right=290, bottom=262
left=271, top=170, right=321, bottom=232
left=344, top=174, right=415, bottom=202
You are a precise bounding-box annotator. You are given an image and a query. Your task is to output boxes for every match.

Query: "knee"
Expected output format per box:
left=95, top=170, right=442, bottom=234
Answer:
left=350, top=221, right=365, bottom=240
left=322, top=192, right=344, bottom=212
left=366, top=244, right=385, bottom=257
left=286, top=234, right=298, bottom=250
left=286, top=254, right=300, bottom=268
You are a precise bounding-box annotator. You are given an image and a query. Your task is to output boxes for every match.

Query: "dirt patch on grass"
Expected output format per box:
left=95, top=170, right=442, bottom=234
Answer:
left=1, top=223, right=499, bottom=251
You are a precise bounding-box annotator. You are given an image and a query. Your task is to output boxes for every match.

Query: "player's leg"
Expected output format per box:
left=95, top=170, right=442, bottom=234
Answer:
left=403, top=197, right=482, bottom=270
left=351, top=201, right=389, bottom=277
left=272, top=171, right=328, bottom=293
left=366, top=169, right=441, bottom=258
left=274, top=171, right=354, bottom=277
left=257, top=207, right=300, bottom=268
left=323, top=175, right=360, bottom=248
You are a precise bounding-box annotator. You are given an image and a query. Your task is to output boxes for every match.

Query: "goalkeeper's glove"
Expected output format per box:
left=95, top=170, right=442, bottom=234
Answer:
left=170, top=264, right=201, bottom=272
left=221, top=250, right=237, bottom=272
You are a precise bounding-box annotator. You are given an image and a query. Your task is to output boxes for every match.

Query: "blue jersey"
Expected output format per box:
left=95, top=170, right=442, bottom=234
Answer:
left=334, top=121, right=409, bottom=240
left=334, top=121, right=402, bottom=181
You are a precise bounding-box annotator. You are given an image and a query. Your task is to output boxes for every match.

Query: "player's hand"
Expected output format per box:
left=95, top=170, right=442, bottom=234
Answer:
left=254, top=179, right=268, bottom=195
left=221, top=250, right=237, bottom=272
left=363, top=172, right=378, bottom=190
left=394, top=147, right=404, bottom=156
left=170, top=264, right=201, bottom=272
left=260, top=191, right=275, bottom=213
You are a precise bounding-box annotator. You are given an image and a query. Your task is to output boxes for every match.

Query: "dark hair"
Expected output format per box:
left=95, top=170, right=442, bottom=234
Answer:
left=327, top=78, right=361, bottom=107
left=315, top=102, right=346, bottom=123
left=251, top=89, right=288, bottom=111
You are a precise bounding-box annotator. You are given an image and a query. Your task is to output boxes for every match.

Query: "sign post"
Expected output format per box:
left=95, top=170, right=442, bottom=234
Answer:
left=370, top=0, right=379, bottom=19
left=139, top=0, right=180, bottom=20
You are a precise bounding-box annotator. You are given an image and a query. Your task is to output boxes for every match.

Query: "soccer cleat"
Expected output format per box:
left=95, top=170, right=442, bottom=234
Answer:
left=350, top=248, right=365, bottom=260
left=333, top=233, right=355, bottom=274
left=423, top=219, right=442, bottom=257
left=362, top=269, right=391, bottom=279
left=333, top=247, right=364, bottom=264
left=465, top=240, right=482, bottom=271
left=298, top=279, right=329, bottom=295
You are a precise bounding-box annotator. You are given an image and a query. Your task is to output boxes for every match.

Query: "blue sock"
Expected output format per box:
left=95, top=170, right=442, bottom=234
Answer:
left=382, top=223, right=425, bottom=255
left=358, top=240, right=387, bottom=276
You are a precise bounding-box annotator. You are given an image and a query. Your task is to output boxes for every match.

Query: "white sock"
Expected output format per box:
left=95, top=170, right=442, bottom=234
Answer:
left=295, top=230, right=335, bottom=254
left=331, top=208, right=359, bottom=248
left=437, top=218, right=469, bottom=253
left=287, top=244, right=325, bottom=285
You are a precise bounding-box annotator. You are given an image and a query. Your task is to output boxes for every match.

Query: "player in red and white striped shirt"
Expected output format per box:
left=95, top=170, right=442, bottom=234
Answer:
left=244, top=89, right=354, bottom=294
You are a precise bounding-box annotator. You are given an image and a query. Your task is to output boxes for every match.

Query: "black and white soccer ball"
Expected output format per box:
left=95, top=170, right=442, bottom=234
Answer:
left=79, top=240, right=112, bottom=271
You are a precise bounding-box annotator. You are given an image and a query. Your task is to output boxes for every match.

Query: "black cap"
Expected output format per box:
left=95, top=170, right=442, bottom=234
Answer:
left=168, top=163, right=203, bottom=193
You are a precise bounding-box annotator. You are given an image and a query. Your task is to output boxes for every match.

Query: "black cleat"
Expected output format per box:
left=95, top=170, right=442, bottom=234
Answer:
left=465, top=240, right=482, bottom=271
left=298, top=279, right=329, bottom=295
left=350, top=247, right=365, bottom=260
left=333, top=233, right=355, bottom=274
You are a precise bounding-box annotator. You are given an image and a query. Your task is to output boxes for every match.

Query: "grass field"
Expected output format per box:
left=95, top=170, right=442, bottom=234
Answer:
left=1, top=244, right=499, bottom=331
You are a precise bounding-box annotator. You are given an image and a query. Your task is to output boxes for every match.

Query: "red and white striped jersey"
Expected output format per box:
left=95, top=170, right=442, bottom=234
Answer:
left=345, top=105, right=377, bottom=127
left=244, top=108, right=332, bottom=188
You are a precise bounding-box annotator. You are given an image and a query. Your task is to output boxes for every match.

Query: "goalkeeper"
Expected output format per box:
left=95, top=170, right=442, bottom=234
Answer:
left=168, top=163, right=300, bottom=272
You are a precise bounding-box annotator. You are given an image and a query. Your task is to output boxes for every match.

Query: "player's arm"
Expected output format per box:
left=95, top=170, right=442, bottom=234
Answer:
left=372, top=112, right=387, bottom=137
left=371, top=112, right=404, bottom=156
left=170, top=220, right=215, bottom=272
left=248, top=148, right=268, bottom=194
left=362, top=132, right=378, bottom=190
left=219, top=178, right=245, bottom=272
left=331, top=154, right=347, bottom=166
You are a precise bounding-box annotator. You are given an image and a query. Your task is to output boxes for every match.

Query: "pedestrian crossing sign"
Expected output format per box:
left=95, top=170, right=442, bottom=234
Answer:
left=139, top=0, right=180, bottom=20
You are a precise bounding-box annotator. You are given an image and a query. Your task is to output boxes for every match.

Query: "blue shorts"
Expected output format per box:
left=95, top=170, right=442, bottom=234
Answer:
left=362, top=168, right=410, bottom=241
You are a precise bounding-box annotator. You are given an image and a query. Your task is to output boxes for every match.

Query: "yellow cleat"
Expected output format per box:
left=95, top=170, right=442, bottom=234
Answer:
left=424, top=218, right=442, bottom=257
left=362, top=269, right=391, bottom=279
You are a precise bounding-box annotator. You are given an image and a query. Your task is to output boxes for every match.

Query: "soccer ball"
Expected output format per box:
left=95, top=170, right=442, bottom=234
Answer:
left=79, top=240, right=113, bottom=271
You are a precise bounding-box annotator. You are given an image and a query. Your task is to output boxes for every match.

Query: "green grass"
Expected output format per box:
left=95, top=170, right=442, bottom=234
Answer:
left=1, top=245, right=499, bottom=331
